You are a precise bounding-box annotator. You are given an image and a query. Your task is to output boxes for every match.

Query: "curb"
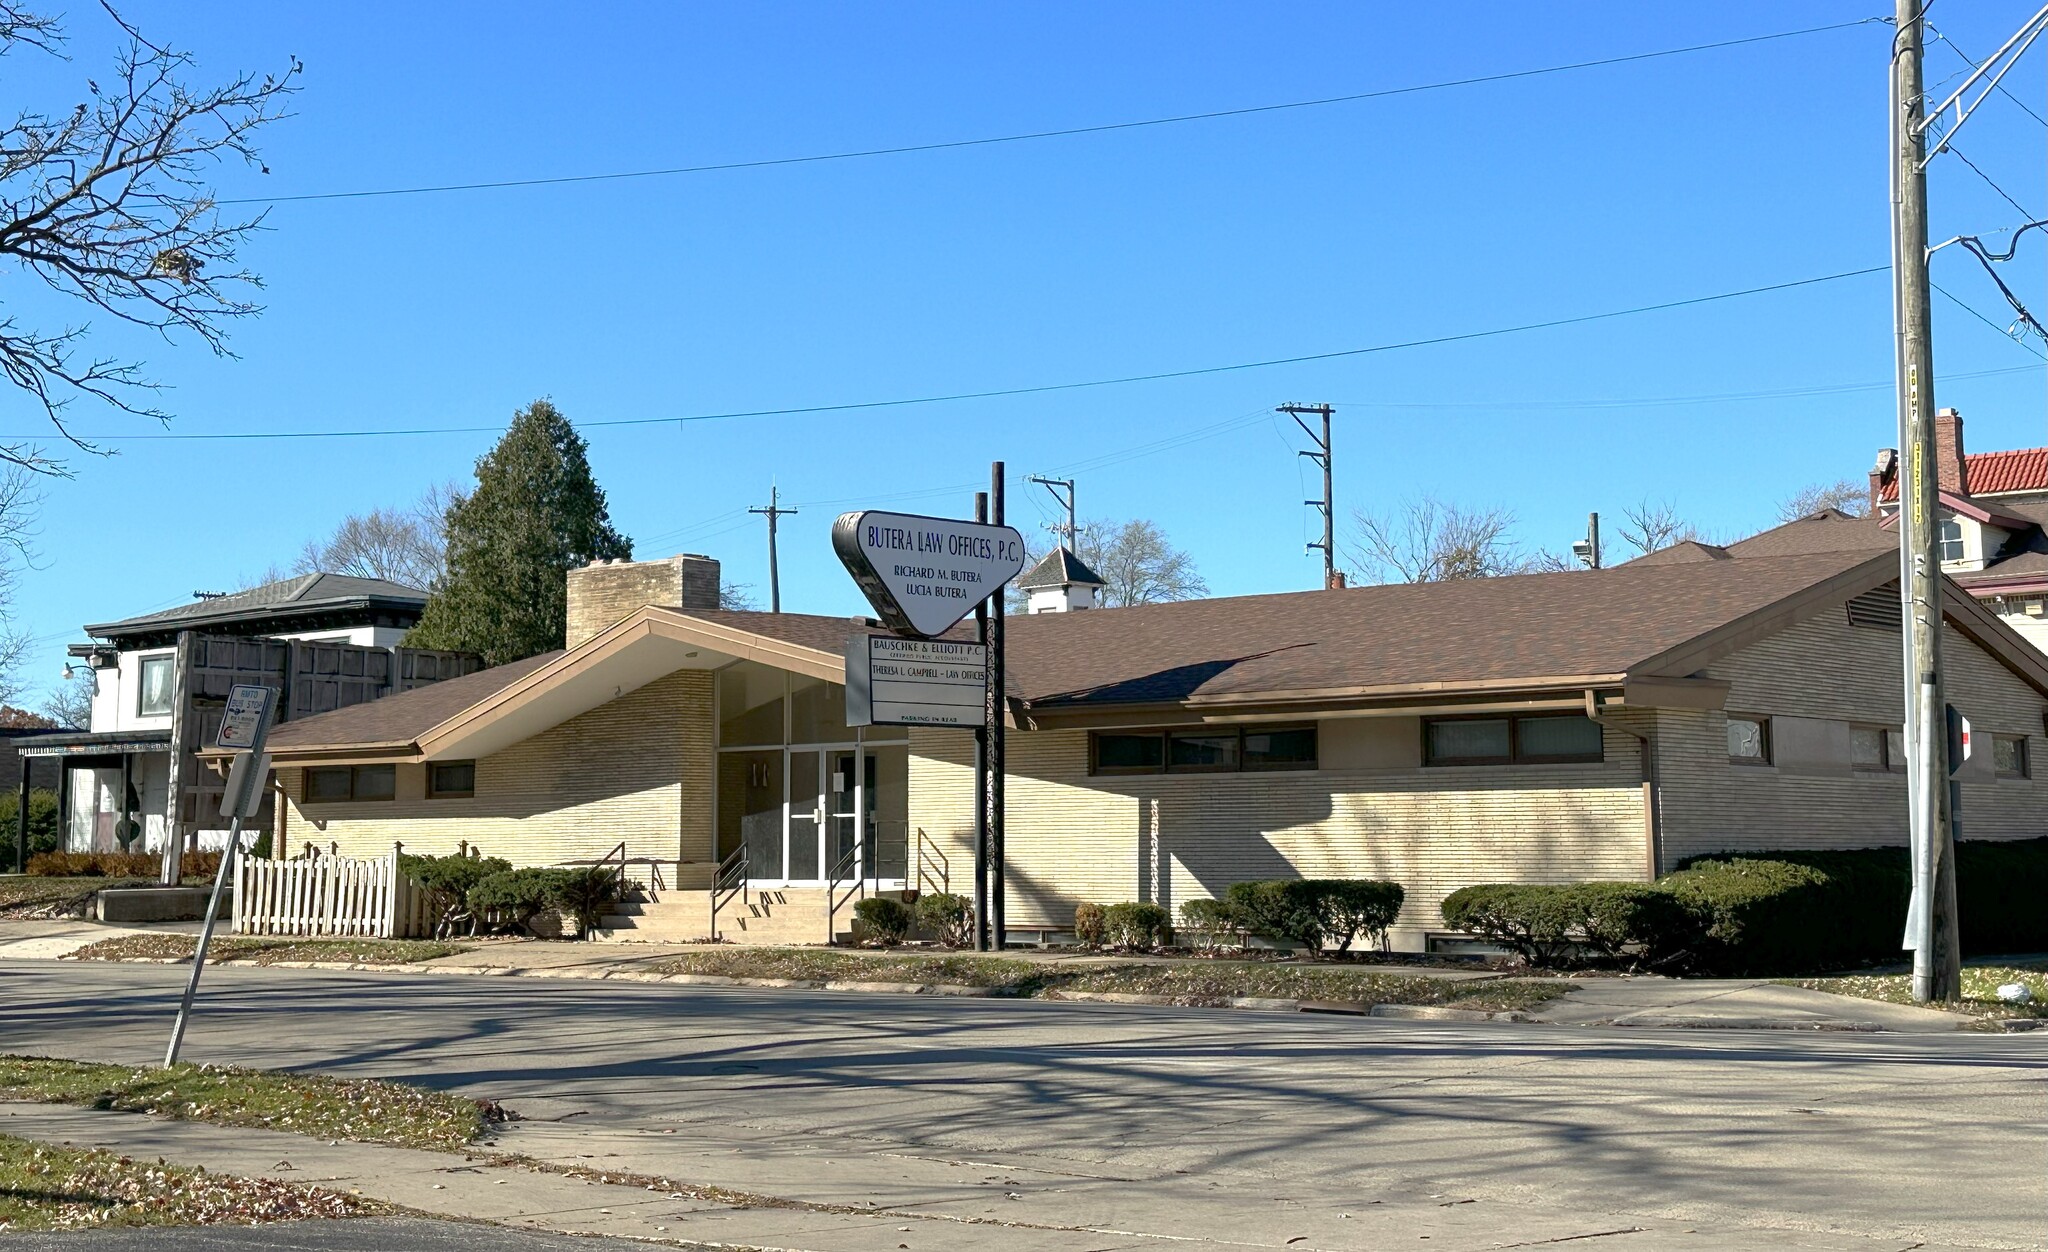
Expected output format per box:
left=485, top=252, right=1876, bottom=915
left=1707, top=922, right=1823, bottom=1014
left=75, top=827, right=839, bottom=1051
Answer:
left=1601, top=1015, right=1884, bottom=1033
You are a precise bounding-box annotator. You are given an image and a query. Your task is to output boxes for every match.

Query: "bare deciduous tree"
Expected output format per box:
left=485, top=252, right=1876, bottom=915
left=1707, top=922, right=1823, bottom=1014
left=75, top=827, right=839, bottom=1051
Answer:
left=40, top=668, right=91, bottom=728
left=1345, top=498, right=1532, bottom=583
left=1014, top=518, right=1207, bottom=609
left=296, top=484, right=456, bottom=590
left=1617, top=498, right=1705, bottom=559
left=1777, top=479, right=1868, bottom=522
left=0, top=5, right=298, bottom=473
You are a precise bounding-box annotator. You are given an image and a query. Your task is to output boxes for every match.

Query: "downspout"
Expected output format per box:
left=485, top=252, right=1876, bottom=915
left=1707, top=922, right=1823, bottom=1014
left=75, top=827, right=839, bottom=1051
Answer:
left=1585, top=690, right=1661, bottom=882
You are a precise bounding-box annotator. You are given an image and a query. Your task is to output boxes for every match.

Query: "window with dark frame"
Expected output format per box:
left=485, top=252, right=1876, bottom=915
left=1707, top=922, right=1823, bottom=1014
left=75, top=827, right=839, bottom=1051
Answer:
left=1090, top=726, right=1318, bottom=776
left=1727, top=715, right=1771, bottom=765
left=1995, top=735, right=2030, bottom=780
left=1421, top=714, right=1604, bottom=767
left=303, top=764, right=398, bottom=803
left=428, top=760, right=476, bottom=799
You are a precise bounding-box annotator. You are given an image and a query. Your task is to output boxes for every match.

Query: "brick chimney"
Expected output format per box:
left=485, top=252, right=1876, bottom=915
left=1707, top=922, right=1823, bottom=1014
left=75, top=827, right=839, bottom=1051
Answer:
left=1935, top=407, right=1967, bottom=494
left=566, top=554, right=720, bottom=648
left=1870, top=447, right=1897, bottom=512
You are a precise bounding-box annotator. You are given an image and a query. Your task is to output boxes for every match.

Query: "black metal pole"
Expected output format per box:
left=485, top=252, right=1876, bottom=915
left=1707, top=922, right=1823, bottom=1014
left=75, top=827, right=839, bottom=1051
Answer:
left=972, top=490, right=990, bottom=953
left=990, top=461, right=1007, bottom=951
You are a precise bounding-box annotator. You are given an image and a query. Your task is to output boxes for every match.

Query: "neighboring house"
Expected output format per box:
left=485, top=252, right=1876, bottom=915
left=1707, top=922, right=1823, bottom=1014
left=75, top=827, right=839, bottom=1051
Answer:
left=246, top=547, right=2048, bottom=951
left=1864, top=408, right=2048, bottom=653
left=23, top=573, right=480, bottom=873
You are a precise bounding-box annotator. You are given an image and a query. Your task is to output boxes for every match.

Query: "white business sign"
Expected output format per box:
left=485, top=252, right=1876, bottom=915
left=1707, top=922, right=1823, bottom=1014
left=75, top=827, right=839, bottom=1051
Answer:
left=846, top=635, right=987, bottom=727
left=832, top=509, right=1027, bottom=637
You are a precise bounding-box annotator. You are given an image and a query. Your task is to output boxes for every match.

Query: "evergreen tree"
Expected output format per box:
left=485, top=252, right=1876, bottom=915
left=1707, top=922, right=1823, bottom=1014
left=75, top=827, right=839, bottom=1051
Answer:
left=406, top=399, right=631, bottom=664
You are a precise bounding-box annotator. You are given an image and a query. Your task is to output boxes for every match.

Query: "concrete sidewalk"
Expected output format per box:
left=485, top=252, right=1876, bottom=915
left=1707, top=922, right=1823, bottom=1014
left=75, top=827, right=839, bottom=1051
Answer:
left=0, top=917, right=1982, bottom=1034
left=0, top=1100, right=1997, bottom=1251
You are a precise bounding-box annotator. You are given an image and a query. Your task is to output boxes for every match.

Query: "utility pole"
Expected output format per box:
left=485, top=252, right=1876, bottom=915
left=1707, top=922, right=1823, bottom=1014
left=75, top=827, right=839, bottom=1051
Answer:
left=749, top=486, right=797, bottom=613
left=1280, top=403, right=1339, bottom=589
left=1026, top=475, right=1077, bottom=551
left=1892, top=0, right=1960, bottom=1002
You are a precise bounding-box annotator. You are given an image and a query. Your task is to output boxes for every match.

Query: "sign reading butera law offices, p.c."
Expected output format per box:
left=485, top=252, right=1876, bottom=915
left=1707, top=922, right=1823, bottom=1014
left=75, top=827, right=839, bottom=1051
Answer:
left=832, top=509, right=1027, bottom=638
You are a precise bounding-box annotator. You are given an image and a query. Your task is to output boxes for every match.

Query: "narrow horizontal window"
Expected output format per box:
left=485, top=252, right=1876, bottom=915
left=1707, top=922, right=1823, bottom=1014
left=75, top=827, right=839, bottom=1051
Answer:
left=1516, top=715, right=1603, bottom=761
left=428, top=760, right=476, bottom=799
left=305, top=766, right=353, bottom=803
left=303, top=764, right=397, bottom=803
left=1092, top=733, right=1164, bottom=775
left=1090, top=725, right=1320, bottom=776
left=1425, top=718, right=1512, bottom=765
left=352, top=764, right=396, bottom=801
left=1167, top=731, right=1239, bottom=773
left=1424, top=715, right=1602, bottom=767
left=1243, top=726, right=1318, bottom=771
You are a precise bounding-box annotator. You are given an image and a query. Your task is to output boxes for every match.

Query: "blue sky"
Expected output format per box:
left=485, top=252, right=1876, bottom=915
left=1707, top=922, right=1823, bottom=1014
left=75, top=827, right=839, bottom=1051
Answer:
left=11, top=2, right=2048, bottom=694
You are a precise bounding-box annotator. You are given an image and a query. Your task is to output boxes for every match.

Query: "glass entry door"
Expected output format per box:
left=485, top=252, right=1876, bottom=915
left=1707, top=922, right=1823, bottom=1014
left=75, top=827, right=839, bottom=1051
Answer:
left=786, top=750, right=821, bottom=882
left=827, top=751, right=863, bottom=880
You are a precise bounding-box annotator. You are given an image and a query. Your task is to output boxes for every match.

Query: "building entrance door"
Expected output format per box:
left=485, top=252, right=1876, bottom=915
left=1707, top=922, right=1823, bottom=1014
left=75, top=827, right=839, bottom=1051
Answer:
left=786, top=749, right=821, bottom=882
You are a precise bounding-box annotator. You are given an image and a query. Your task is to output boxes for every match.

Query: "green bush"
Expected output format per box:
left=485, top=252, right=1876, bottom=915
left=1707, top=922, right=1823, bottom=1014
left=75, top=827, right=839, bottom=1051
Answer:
left=853, top=896, right=912, bottom=944
left=549, top=865, right=620, bottom=939
left=1664, top=857, right=1872, bottom=975
left=1224, top=879, right=1406, bottom=953
left=1440, top=884, right=1582, bottom=966
left=1072, top=901, right=1107, bottom=946
left=468, top=868, right=567, bottom=933
left=1958, top=837, right=2048, bottom=954
left=1102, top=901, right=1170, bottom=949
left=912, top=891, right=972, bottom=946
left=0, top=788, right=60, bottom=871
left=25, top=850, right=220, bottom=880
left=401, top=853, right=512, bottom=937
left=1318, top=880, right=1405, bottom=953
left=1177, top=898, right=1240, bottom=948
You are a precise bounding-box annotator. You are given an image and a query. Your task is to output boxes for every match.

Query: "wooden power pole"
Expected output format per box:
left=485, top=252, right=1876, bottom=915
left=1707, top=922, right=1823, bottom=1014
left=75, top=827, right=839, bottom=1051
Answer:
left=1891, top=1, right=1960, bottom=1002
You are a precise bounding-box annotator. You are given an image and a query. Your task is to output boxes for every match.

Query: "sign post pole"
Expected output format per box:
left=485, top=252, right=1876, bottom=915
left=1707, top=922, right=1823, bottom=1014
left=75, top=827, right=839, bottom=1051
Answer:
left=973, top=491, right=991, bottom=951
left=989, top=462, right=1007, bottom=951
left=165, top=684, right=276, bottom=1069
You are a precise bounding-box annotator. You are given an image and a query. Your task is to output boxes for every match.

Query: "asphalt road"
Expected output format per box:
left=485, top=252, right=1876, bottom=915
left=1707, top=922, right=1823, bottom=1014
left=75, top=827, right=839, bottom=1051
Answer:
left=0, top=1218, right=653, bottom=1251
left=4, top=960, right=2044, bottom=1250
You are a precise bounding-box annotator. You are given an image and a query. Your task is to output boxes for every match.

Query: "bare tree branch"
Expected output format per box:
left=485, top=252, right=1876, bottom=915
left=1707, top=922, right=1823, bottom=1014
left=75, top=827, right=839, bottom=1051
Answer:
left=1344, top=497, right=1534, bottom=583
left=295, top=484, right=455, bottom=590
left=1618, top=497, right=1705, bottom=558
left=1777, top=478, right=1869, bottom=522
left=0, top=6, right=298, bottom=472
left=1013, top=518, right=1207, bottom=609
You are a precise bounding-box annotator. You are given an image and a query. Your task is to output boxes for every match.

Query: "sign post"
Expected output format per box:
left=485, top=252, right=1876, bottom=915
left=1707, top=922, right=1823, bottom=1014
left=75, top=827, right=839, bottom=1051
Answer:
left=165, top=683, right=276, bottom=1068
left=833, top=477, right=1025, bottom=951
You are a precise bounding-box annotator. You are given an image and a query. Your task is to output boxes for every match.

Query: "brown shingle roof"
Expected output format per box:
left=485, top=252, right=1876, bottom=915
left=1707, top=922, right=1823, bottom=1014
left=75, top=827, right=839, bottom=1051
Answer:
left=1721, top=509, right=1892, bottom=559
left=262, top=650, right=562, bottom=752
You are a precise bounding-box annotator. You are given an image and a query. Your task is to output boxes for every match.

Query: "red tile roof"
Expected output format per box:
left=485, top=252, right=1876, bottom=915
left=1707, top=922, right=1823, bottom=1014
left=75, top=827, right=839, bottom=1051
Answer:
left=1880, top=447, right=2048, bottom=500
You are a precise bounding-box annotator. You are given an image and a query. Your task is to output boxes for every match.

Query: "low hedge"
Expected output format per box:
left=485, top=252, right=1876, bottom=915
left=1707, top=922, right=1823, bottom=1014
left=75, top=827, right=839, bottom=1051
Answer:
left=26, top=851, right=221, bottom=880
left=1102, top=901, right=1170, bottom=948
left=912, top=891, right=972, bottom=946
left=1224, top=878, right=1405, bottom=952
left=853, top=896, right=912, bottom=944
left=1444, top=838, right=2048, bottom=976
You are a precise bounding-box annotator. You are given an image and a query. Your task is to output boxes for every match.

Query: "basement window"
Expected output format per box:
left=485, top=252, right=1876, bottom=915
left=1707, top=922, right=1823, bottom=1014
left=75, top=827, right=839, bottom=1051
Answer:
left=1423, top=714, right=1603, bottom=766
left=428, top=760, right=476, bottom=799
left=304, top=764, right=397, bottom=803
left=1091, top=726, right=1318, bottom=776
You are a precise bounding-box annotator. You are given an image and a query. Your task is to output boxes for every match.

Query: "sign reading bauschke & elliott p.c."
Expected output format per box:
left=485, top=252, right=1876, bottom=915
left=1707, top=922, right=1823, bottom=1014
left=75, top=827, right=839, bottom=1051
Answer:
left=831, top=509, right=1026, bottom=638
left=846, top=634, right=987, bottom=727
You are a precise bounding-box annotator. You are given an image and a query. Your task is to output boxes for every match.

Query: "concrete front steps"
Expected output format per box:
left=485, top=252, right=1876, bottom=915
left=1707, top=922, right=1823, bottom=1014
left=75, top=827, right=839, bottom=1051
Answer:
left=595, top=888, right=912, bottom=945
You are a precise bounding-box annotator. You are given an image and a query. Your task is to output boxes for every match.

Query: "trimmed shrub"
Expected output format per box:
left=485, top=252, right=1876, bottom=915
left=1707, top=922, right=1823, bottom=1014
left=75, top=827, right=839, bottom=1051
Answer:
left=1226, top=880, right=1328, bottom=950
left=401, top=853, right=512, bottom=937
left=854, top=896, right=912, bottom=944
left=1664, top=856, right=1884, bottom=975
left=1177, top=898, right=1240, bottom=949
left=1072, top=901, right=1107, bottom=947
left=1958, top=837, right=2048, bottom=954
left=26, top=850, right=220, bottom=880
left=469, top=868, right=567, bottom=934
left=549, top=865, right=621, bottom=939
left=1440, top=884, right=1583, bottom=966
left=1568, top=882, right=1700, bottom=971
left=1102, top=901, right=1170, bottom=949
left=912, top=891, right=972, bottom=947
left=1318, top=880, right=1405, bottom=953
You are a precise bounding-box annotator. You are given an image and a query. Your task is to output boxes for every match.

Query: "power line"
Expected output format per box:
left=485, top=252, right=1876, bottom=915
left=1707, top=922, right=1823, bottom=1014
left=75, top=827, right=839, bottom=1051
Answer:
left=216, top=19, right=1884, bottom=208
left=1934, top=281, right=2048, bottom=358
left=1931, top=23, right=2048, bottom=127
left=14, top=265, right=1888, bottom=445
left=1945, top=141, right=2037, bottom=217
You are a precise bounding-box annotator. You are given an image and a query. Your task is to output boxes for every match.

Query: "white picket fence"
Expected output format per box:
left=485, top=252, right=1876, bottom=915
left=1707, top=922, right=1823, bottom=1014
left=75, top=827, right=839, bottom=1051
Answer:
left=233, top=845, right=434, bottom=939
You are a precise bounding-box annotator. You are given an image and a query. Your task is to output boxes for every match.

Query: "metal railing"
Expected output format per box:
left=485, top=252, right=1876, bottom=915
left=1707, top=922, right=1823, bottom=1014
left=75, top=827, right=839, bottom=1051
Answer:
left=915, top=828, right=949, bottom=896
left=598, top=840, right=628, bottom=902
left=709, top=845, right=747, bottom=941
left=824, top=841, right=867, bottom=945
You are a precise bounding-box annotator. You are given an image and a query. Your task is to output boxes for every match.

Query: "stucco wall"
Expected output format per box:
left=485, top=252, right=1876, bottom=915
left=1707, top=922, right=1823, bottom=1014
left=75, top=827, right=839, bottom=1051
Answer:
left=909, top=716, right=1650, bottom=948
left=277, top=670, right=714, bottom=874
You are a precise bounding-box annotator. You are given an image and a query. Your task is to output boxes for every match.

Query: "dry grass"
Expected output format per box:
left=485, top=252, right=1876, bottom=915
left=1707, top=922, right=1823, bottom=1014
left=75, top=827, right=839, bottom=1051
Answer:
left=0, top=1056, right=499, bottom=1152
left=654, top=947, right=1564, bottom=1011
left=0, top=876, right=153, bottom=918
left=0, top=1133, right=379, bottom=1232
left=1784, top=965, right=2048, bottom=1021
left=65, top=933, right=466, bottom=966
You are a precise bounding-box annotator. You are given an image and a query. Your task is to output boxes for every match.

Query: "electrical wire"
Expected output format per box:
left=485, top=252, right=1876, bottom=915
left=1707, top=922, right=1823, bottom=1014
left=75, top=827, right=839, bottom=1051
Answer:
left=1946, top=141, right=2038, bottom=217
left=1934, top=282, right=2048, bottom=358
left=215, top=18, right=1885, bottom=208
left=1931, top=22, right=2048, bottom=127
left=7, top=266, right=1888, bottom=446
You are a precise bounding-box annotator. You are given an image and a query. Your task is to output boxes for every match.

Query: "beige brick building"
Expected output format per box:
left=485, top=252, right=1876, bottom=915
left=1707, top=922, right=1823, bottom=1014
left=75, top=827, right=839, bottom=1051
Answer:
left=252, top=540, right=2048, bottom=951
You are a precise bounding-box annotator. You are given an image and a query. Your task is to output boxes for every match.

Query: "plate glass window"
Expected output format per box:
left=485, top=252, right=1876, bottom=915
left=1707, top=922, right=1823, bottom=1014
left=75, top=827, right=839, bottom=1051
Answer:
left=428, top=760, right=475, bottom=799
left=137, top=655, right=173, bottom=717
left=1995, top=735, right=2030, bottom=779
left=1243, top=727, right=1318, bottom=770
left=1427, top=719, right=1512, bottom=764
left=305, top=766, right=352, bottom=802
left=1093, top=732, right=1164, bottom=775
left=1517, top=715, right=1603, bottom=761
left=1727, top=715, right=1770, bottom=765
left=1168, top=730, right=1240, bottom=773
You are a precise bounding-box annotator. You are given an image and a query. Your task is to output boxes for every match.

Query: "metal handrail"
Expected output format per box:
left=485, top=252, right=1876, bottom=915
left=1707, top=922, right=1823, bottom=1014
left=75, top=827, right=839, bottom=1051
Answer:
left=824, top=840, right=867, bottom=945
left=709, top=845, right=747, bottom=941
left=915, top=828, right=948, bottom=895
left=598, top=840, right=628, bottom=903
